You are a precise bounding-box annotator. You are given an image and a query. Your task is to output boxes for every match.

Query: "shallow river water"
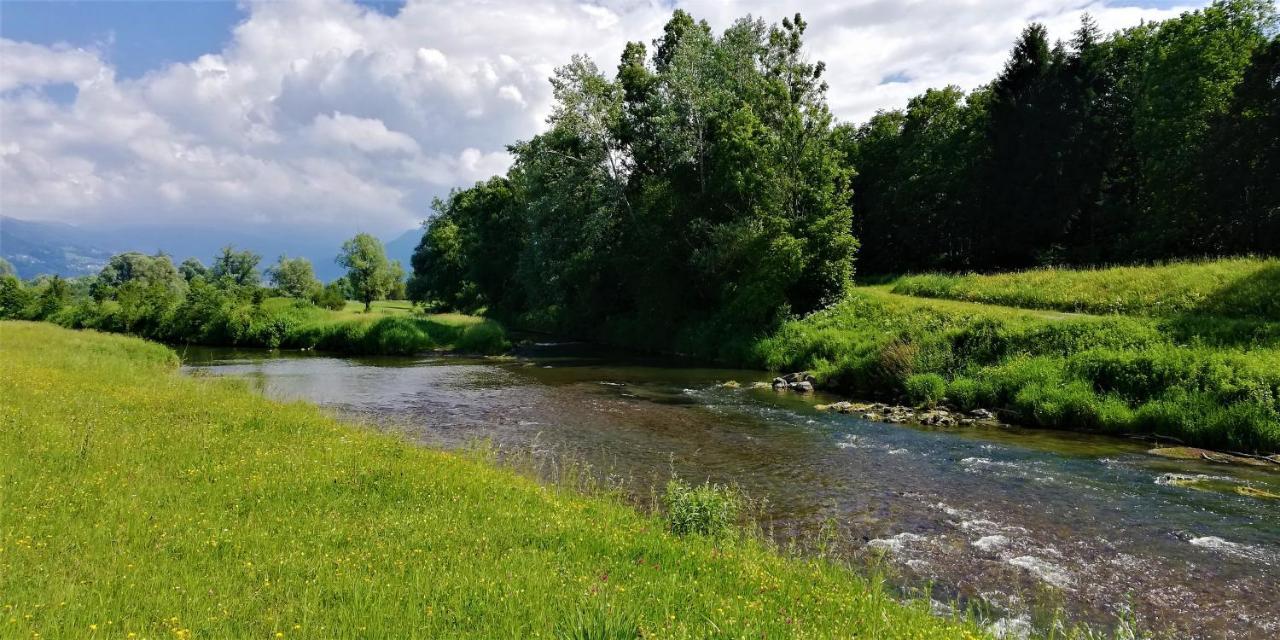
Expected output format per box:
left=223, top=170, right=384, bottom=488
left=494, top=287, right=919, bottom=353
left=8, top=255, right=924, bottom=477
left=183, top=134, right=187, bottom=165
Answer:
left=181, top=342, right=1280, bottom=639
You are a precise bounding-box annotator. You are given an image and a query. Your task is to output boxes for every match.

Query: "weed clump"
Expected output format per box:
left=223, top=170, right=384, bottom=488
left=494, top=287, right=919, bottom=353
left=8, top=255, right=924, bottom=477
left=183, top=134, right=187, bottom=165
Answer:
left=905, top=373, right=947, bottom=407
left=663, top=479, right=740, bottom=538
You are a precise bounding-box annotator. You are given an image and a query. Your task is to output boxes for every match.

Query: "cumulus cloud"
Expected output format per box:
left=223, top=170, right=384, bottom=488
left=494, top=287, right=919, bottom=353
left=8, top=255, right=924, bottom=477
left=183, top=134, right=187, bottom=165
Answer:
left=0, top=0, right=1201, bottom=235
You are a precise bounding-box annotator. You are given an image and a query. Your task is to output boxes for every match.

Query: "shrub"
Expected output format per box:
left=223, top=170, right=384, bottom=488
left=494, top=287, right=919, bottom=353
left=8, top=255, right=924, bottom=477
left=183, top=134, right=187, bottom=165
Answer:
left=312, top=282, right=348, bottom=311
left=904, top=373, right=947, bottom=407
left=872, top=338, right=918, bottom=388
left=455, top=321, right=510, bottom=354
left=662, top=479, right=739, bottom=538
left=359, top=318, right=424, bottom=355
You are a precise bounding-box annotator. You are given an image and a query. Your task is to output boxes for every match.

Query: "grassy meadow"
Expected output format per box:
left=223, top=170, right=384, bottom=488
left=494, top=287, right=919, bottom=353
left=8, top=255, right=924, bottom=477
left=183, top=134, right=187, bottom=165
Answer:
left=888, top=257, right=1280, bottom=321
left=754, top=262, right=1280, bottom=453
left=0, top=322, right=982, bottom=639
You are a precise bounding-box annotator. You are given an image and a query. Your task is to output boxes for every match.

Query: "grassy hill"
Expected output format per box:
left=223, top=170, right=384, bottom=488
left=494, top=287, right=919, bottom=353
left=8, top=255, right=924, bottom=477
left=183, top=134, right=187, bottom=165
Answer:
left=0, top=322, right=980, bottom=639
left=755, top=258, right=1280, bottom=453
left=887, top=257, right=1280, bottom=321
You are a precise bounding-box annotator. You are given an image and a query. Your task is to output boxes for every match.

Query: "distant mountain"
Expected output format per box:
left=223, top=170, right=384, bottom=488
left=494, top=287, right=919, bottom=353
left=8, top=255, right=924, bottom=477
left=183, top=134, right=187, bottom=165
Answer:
left=0, top=216, right=421, bottom=282
left=385, top=227, right=422, bottom=271
left=0, top=216, right=116, bottom=279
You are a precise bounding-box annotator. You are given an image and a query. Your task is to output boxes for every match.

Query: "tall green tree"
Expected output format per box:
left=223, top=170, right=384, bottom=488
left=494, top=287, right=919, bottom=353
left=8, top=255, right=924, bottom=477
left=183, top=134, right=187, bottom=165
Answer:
left=337, top=233, right=396, bottom=312
left=266, top=256, right=320, bottom=299
left=1199, top=36, right=1280, bottom=252
left=210, top=246, right=262, bottom=287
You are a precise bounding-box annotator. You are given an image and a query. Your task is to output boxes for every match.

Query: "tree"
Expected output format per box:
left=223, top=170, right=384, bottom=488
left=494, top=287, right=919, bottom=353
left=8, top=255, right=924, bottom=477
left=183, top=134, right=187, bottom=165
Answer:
left=312, top=280, right=348, bottom=311
left=0, top=257, right=15, bottom=278
left=210, top=246, right=262, bottom=287
left=266, top=255, right=320, bottom=299
left=1199, top=36, right=1280, bottom=252
left=179, top=258, right=208, bottom=282
left=337, top=233, right=396, bottom=312
left=91, top=252, right=186, bottom=301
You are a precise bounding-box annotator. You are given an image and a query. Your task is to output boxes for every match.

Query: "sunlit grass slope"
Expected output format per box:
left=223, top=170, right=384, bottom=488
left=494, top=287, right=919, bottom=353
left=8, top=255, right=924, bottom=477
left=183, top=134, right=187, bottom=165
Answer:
left=254, top=298, right=508, bottom=355
left=755, top=287, right=1280, bottom=453
left=0, top=322, right=980, bottom=639
left=888, top=257, right=1280, bottom=321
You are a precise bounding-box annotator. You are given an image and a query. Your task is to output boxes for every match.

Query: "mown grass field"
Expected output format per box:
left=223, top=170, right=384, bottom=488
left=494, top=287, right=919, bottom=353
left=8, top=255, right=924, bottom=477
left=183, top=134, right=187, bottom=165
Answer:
left=0, top=322, right=981, bottom=639
left=888, top=256, right=1280, bottom=321
left=755, top=260, right=1280, bottom=453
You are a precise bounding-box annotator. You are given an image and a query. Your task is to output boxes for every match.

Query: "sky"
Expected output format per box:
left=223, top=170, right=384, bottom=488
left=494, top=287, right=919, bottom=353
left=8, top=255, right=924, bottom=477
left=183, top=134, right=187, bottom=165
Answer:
left=0, top=0, right=1206, bottom=238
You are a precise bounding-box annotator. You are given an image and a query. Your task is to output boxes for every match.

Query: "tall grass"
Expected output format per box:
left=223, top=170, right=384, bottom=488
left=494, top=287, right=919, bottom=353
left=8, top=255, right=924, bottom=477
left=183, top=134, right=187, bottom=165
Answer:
left=0, top=322, right=983, bottom=639
left=888, top=257, right=1280, bottom=321
left=753, top=289, right=1280, bottom=453
left=47, top=295, right=510, bottom=356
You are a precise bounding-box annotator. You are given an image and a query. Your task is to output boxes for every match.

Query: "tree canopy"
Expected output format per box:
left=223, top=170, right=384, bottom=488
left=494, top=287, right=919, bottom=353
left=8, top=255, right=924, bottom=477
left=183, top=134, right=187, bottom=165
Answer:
left=412, top=11, right=856, bottom=355
left=338, top=233, right=399, bottom=312
left=266, top=255, right=321, bottom=299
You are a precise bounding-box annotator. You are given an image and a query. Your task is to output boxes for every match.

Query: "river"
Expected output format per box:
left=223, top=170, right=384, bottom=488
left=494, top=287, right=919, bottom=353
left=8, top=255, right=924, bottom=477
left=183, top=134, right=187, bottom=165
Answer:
left=181, top=342, right=1280, bottom=639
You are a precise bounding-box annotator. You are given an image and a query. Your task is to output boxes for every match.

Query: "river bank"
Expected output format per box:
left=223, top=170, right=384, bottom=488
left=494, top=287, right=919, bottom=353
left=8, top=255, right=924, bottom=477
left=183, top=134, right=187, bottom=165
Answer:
left=752, top=285, right=1280, bottom=455
left=0, top=321, right=980, bottom=638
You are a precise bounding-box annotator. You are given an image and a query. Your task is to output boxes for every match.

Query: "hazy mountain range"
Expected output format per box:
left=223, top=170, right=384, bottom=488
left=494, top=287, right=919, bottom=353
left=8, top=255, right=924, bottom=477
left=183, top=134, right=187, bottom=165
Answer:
left=0, top=216, right=421, bottom=282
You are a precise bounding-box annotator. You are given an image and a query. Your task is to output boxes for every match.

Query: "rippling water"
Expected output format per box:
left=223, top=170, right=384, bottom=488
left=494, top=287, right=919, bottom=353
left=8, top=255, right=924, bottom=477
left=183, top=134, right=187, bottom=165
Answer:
left=182, top=343, right=1280, bottom=639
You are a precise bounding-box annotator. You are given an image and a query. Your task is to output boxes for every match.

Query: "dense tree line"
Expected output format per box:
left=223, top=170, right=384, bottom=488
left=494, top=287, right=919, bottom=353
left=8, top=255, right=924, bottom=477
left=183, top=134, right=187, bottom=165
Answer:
left=412, top=12, right=855, bottom=355
left=410, top=2, right=1278, bottom=349
left=849, top=0, right=1279, bottom=273
left=0, top=235, right=406, bottom=343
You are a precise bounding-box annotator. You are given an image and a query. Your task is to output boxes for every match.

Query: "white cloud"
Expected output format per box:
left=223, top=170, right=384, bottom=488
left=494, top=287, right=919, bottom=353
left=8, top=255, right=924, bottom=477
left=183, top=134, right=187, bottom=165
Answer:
left=310, top=112, right=420, bottom=154
left=0, top=0, right=1202, bottom=236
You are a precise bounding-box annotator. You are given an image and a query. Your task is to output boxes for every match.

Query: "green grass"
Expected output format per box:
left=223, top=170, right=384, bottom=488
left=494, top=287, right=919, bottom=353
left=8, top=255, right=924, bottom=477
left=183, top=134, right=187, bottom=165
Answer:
left=46, top=295, right=510, bottom=356
left=753, top=287, right=1280, bottom=453
left=888, top=256, right=1280, bottom=321
left=0, top=322, right=982, bottom=639
left=336, top=299, right=418, bottom=317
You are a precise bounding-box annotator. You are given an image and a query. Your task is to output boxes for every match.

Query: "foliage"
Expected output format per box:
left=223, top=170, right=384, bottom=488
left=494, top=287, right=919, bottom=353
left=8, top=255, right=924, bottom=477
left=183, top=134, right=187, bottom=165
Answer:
left=266, top=255, right=321, bottom=299
left=311, top=280, right=348, bottom=310
left=178, top=257, right=208, bottom=282
left=847, top=1, right=1278, bottom=273
left=337, top=233, right=400, bottom=312
left=0, top=255, right=507, bottom=356
left=0, top=322, right=984, bottom=639
left=904, top=373, right=947, bottom=408
left=210, top=246, right=262, bottom=287
left=412, top=11, right=856, bottom=348
left=753, top=286, right=1280, bottom=453
left=662, top=479, right=741, bottom=538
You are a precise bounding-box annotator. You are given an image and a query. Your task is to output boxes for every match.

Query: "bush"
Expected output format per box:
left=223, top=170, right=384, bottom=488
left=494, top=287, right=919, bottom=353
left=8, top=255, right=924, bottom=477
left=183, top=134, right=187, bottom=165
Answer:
left=662, top=479, right=739, bottom=538
left=312, top=282, right=348, bottom=311
left=904, top=373, right=946, bottom=407
left=455, top=321, right=511, bottom=354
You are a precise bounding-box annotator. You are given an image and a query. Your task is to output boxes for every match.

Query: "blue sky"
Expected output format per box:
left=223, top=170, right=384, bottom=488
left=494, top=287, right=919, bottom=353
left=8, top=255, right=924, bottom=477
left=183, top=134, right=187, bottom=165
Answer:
left=0, top=0, right=1208, bottom=236
left=0, top=1, right=416, bottom=78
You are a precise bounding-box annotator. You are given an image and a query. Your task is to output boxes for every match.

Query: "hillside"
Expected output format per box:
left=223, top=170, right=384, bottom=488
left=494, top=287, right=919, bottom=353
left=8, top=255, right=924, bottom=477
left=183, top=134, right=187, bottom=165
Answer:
left=888, top=257, right=1280, bottom=321
left=756, top=259, right=1280, bottom=454
left=0, top=216, right=115, bottom=278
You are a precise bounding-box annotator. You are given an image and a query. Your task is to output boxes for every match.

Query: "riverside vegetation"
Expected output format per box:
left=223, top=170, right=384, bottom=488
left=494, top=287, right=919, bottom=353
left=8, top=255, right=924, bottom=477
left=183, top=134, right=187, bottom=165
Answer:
left=0, top=321, right=984, bottom=638
left=0, top=239, right=509, bottom=356
left=405, top=4, right=1280, bottom=454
